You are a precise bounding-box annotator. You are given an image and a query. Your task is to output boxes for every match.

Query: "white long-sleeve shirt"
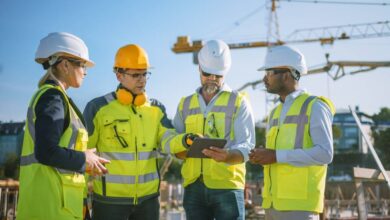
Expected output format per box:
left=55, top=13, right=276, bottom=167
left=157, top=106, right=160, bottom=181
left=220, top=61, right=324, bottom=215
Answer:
left=173, top=84, right=256, bottom=161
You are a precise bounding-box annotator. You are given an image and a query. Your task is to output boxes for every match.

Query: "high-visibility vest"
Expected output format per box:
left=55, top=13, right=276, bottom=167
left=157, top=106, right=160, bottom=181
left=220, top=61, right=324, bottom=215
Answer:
left=17, top=84, right=88, bottom=220
left=262, top=93, right=335, bottom=213
left=85, top=92, right=186, bottom=205
left=178, top=91, right=246, bottom=189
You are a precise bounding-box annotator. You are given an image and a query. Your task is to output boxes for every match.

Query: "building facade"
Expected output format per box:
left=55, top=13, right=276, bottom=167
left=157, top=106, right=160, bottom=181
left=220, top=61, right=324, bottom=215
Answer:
left=0, top=122, right=24, bottom=166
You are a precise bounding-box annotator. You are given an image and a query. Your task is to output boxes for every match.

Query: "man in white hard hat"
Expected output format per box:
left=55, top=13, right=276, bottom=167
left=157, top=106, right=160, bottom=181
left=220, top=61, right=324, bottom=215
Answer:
left=172, top=40, right=255, bottom=220
left=249, top=45, right=336, bottom=220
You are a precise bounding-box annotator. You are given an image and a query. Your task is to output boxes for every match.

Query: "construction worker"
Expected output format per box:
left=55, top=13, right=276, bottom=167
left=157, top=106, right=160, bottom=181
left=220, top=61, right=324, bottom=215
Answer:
left=83, top=44, right=191, bottom=220
left=249, top=45, right=335, bottom=220
left=17, top=32, right=110, bottom=220
left=172, top=40, right=256, bottom=220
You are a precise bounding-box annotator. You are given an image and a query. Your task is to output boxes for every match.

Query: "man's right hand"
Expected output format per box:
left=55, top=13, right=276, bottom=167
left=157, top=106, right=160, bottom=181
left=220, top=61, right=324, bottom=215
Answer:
left=175, top=151, right=187, bottom=160
left=184, top=133, right=202, bottom=147
left=85, top=148, right=110, bottom=176
left=176, top=133, right=203, bottom=160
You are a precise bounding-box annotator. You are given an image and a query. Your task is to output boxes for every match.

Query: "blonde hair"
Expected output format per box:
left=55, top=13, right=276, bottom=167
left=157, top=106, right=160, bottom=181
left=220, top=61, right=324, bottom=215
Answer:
left=37, top=65, right=62, bottom=87
left=38, top=52, right=76, bottom=87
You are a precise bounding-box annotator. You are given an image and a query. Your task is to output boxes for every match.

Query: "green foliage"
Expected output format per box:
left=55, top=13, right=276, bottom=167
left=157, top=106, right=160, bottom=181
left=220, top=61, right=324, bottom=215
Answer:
left=332, top=125, right=342, bottom=139
left=370, top=107, right=390, bottom=169
left=255, top=126, right=266, bottom=147
left=3, top=153, right=19, bottom=179
left=372, top=107, right=390, bottom=123
left=373, top=128, right=390, bottom=169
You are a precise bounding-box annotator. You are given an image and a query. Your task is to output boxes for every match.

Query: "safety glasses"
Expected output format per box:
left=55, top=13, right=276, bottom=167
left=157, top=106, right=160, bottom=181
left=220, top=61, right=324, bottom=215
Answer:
left=265, top=68, right=291, bottom=77
left=62, top=58, right=88, bottom=70
left=121, top=71, right=152, bottom=80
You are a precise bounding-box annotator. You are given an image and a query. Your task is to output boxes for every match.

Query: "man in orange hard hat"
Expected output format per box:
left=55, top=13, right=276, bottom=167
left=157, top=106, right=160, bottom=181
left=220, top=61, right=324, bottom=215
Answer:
left=83, top=44, right=194, bottom=220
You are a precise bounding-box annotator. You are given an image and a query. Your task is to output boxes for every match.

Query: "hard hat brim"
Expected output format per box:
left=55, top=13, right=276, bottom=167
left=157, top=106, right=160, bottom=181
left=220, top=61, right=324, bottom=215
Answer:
left=84, top=60, right=95, bottom=67
left=257, top=66, right=268, bottom=71
left=62, top=52, right=95, bottom=67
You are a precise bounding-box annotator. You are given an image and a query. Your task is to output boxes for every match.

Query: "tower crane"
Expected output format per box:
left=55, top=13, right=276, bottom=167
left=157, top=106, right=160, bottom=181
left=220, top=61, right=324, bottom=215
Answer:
left=172, top=20, right=390, bottom=63
left=238, top=57, right=390, bottom=91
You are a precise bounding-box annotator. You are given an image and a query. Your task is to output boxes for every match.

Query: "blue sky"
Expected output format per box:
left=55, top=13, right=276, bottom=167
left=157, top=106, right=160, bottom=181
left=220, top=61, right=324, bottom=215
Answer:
left=0, top=0, right=389, bottom=122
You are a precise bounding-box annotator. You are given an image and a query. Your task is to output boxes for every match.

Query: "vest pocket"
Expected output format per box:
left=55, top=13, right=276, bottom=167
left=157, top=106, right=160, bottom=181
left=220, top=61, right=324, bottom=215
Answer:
left=276, top=165, right=308, bottom=200
left=102, top=115, right=131, bottom=148
left=266, top=130, right=277, bottom=150
left=74, top=128, right=88, bottom=152
left=61, top=174, right=85, bottom=217
left=184, top=116, right=199, bottom=133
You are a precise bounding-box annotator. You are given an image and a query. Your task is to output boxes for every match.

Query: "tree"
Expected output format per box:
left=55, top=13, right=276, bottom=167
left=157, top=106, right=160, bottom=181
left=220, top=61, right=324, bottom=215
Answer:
left=372, top=107, right=390, bottom=124
left=372, top=107, right=390, bottom=169
left=3, top=153, right=19, bottom=179
left=373, top=128, right=390, bottom=169
left=332, top=125, right=342, bottom=139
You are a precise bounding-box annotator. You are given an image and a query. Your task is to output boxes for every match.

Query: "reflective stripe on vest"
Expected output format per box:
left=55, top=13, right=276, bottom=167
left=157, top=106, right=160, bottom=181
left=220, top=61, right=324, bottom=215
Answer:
left=180, top=91, right=246, bottom=189
left=181, top=91, right=238, bottom=143
left=20, top=103, right=82, bottom=174
left=104, top=171, right=159, bottom=184
left=101, top=151, right=157, bottom=161
left=268, top=96, right=315, bottom=149
left=162, top=129, right=178, bottom=154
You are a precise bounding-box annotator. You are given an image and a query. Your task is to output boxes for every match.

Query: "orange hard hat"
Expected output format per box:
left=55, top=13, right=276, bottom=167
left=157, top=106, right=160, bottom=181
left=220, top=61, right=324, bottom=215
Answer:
left=114, top=44, right=150, bottom=69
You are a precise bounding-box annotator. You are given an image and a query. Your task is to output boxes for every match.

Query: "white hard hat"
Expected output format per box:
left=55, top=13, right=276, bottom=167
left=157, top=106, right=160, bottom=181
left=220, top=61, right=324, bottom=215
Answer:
left=258, top=45, right=307, bottom=75
left=198, top=40, right=231, bottom=76
left=35, top=32, right=94, bottom=67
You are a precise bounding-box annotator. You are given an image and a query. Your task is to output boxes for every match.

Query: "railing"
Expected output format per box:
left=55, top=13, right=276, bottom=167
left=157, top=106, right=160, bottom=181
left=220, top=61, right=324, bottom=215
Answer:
left=2, top=179, right=389, bottom=219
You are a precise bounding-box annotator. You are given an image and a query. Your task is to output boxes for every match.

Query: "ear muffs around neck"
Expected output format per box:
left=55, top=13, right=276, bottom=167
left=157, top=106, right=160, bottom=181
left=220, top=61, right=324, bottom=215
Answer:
left=116, top=88, right=147, bottom=106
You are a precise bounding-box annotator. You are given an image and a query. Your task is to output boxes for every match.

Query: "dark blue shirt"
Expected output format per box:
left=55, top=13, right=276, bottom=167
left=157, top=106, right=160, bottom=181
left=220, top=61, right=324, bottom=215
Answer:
left=34, top=81, right=86, bottom=172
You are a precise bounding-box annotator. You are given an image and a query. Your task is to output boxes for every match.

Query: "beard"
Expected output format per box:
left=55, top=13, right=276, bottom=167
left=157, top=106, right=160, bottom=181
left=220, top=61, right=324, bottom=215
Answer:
left=203, top=83, right=219, bottom=95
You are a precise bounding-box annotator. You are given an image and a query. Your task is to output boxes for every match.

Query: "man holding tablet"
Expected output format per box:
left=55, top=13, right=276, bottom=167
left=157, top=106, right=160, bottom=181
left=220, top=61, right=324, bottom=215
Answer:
left=171, top=40, right=256, bottom=220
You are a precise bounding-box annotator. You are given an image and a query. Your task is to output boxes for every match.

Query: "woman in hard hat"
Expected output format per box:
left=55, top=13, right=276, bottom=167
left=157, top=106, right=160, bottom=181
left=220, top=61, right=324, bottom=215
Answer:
left=17, top=32, right=110, bottom=220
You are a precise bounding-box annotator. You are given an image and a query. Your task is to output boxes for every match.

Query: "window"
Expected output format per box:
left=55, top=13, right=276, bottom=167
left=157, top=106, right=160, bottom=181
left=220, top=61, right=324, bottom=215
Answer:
left=343, top=127, right=358, bottom=138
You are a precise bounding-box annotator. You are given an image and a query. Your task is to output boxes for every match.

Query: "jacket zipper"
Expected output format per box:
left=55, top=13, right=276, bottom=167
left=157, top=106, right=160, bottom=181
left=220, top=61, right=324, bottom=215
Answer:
left=134, top=136, right=138, bottom=205
left=102, top=175, right=106, bottom=196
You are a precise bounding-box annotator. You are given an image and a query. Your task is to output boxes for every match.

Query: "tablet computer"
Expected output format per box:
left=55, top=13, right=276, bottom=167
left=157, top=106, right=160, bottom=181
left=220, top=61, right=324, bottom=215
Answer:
left=186, top=138, right=227, bottom=158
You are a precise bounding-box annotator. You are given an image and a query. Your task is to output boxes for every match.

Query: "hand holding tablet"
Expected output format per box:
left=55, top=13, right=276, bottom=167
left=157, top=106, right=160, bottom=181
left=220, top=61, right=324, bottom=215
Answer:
left=186, top=138, right=227, bottom=158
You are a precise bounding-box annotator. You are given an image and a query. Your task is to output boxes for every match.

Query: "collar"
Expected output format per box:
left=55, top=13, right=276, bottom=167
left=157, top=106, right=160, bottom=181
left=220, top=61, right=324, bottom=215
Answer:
left=281, top=88, right=307, bottom=103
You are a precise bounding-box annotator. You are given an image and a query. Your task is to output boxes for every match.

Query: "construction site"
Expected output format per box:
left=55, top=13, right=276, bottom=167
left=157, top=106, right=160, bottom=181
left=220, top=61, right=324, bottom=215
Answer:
left=0, top=0, right=390, bottom=219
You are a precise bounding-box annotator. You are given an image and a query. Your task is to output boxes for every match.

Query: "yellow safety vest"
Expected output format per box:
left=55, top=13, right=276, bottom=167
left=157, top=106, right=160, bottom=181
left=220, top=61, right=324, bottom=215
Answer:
left=17, top=84, right=88, bottom=220
left=262, top=93, right=335, bottom=213
left=86, top=92, right=186, bottom=205
left=179, top=91, right=246, bottom=189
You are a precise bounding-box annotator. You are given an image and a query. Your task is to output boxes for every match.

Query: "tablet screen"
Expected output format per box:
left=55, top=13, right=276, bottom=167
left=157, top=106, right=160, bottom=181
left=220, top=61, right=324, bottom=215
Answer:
left=186, top=138, right=227, bottom=158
